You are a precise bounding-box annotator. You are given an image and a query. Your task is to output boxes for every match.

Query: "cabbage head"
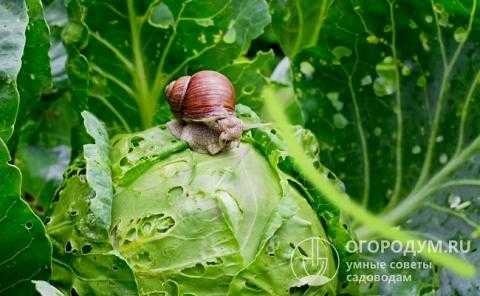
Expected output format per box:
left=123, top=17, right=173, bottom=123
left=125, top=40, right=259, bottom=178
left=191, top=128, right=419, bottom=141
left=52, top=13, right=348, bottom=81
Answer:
left=47, top=110, right=339, bottom=296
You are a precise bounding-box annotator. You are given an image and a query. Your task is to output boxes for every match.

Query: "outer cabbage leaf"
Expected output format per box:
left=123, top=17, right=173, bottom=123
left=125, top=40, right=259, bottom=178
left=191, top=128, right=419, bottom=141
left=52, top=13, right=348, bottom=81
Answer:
left=48, top=111, right=340, bottom=295
left=47, top=171, right=138, bottom=295
left=82, top=110, right=113, bottom=229
left=64, top=0, right=271, bottom=131
left=109, top=125, right=336, bottom=295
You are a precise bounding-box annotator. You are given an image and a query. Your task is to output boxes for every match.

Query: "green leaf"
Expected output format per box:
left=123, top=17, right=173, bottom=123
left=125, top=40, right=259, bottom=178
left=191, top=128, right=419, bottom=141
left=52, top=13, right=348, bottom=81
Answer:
left=221, top=51, right=275, bottom=113
left=262, top=85, right=476, bottom=278
left=270, top=0, right=332, bottom=57
left=49, top=113, right=338, bottom=295
left=293, top=0, right=480, bottom=218
left=108, top=125, right=336, bottom=295
left=47, top=174, right=139, bottom=295
left=17, top=0, right=52, bottom=123
left=0, top=138, right=52, bottom=295
left=0, top=0, right=28, bottom=141
left=82, top=111, right=113, bottom=230
left=15, top=95, right=75, bottom=215
left=65, top=0, right=271, bottom=130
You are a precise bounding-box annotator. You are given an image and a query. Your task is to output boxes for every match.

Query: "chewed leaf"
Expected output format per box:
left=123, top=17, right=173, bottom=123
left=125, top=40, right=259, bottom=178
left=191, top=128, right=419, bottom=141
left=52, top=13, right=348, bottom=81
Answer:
left=82, top=111, right=113, bottom=229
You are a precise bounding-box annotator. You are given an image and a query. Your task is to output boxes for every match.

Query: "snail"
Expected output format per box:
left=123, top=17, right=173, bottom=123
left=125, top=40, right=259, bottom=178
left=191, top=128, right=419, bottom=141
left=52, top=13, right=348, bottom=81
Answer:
left=165, top=70, right=245, bottom=155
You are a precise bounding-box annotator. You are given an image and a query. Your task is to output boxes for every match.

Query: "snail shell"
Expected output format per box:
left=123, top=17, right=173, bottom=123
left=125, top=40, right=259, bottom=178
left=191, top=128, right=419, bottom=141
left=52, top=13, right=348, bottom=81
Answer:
left=165, top=70, right=235, bottom=121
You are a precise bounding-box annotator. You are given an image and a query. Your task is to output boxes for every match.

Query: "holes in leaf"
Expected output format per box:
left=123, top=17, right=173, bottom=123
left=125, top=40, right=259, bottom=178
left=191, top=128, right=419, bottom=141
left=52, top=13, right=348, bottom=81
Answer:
left=120, top=157, right=130, bottom=167
left=327, top=171, right=336, bottom=180
left=126, top=228, right=137, bottom=241
left=289, top=285, right=309, bottom=295
left=181, top=263, right=205, bottom=276
left=68, top=209, right=78, bottom=217
left=44, top=216, right=51, bottom=224
left=270, top=129, right=277, bottom=135
left=130, top=136, right=144, bottom=147
left=35, top=205, right=44, bottom=214
left=241, top=85, right=255, bottom=95
left=158, top=217, right=175, bottom=233
left=244, top=280, right=262, bottom=292
left=266, top=236, right=279, bottom=257
left=81, top=244, right=93, bottom=254
left=65, top=241, right=72, bottom=253
left=206, top=257, right=223, bottom=266
left=71, top=287, right=80, bottom=296
left=112, top=264, right=119, bottom=272
left=24, top=192, right=35, bottom=203
left=297, top=246, right=308, bottom=257
left=25, top=221, right=33, bottom=230
left=160, top=125, right=166, bottom=130
left=168, top=186, right=184, bottom=197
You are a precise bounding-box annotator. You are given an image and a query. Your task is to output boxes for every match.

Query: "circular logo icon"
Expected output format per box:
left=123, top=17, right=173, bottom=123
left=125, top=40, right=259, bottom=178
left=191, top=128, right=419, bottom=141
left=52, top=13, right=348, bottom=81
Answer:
left=290, top=237, right=340, bottom=287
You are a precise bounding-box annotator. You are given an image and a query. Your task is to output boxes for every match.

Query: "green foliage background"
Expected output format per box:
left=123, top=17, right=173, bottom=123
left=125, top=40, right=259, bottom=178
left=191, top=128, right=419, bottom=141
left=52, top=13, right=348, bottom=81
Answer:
left=1, top=0, right=480, bottom=295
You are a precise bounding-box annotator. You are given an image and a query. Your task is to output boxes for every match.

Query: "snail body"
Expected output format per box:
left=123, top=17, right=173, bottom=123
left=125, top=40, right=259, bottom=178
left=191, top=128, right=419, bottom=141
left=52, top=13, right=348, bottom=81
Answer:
left=165, top=70, right=244, bottom=154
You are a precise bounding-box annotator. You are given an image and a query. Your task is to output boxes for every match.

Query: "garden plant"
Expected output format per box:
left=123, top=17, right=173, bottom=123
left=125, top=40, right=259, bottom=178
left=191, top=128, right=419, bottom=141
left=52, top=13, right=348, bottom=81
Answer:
left=1, top=0, right=480, bottom=295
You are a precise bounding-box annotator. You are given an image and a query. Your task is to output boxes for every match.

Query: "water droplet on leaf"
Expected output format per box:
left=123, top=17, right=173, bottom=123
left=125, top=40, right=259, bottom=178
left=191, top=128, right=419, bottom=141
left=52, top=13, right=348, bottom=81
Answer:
left=148, top=2, right=174, bottom=29
left=361, top=75, right=372, bottom=85
left=454, top=27, right=468, bottom=43
left=195, top=18, right=214, bottom=27
left=333, top=113, right=348, bottom=129
left=373, top=57, right=397, bottom=97
left=412, top=145, right=421, bottom=154
left=327, top=92, right=343, bottom=111
left=300, top=61, right=315, bottom=79
left=223, top=22, right=236, bottom=44
left=439, top=153, right=448, bottom=164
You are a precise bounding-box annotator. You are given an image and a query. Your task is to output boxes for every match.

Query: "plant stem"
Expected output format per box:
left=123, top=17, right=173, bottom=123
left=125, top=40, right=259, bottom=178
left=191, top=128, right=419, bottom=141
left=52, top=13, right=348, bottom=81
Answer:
left=264, top=87, right=475, bottom=278
left=357, top=136, right=480, bottom=238
left=127, top=0, right=154, bottom=128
